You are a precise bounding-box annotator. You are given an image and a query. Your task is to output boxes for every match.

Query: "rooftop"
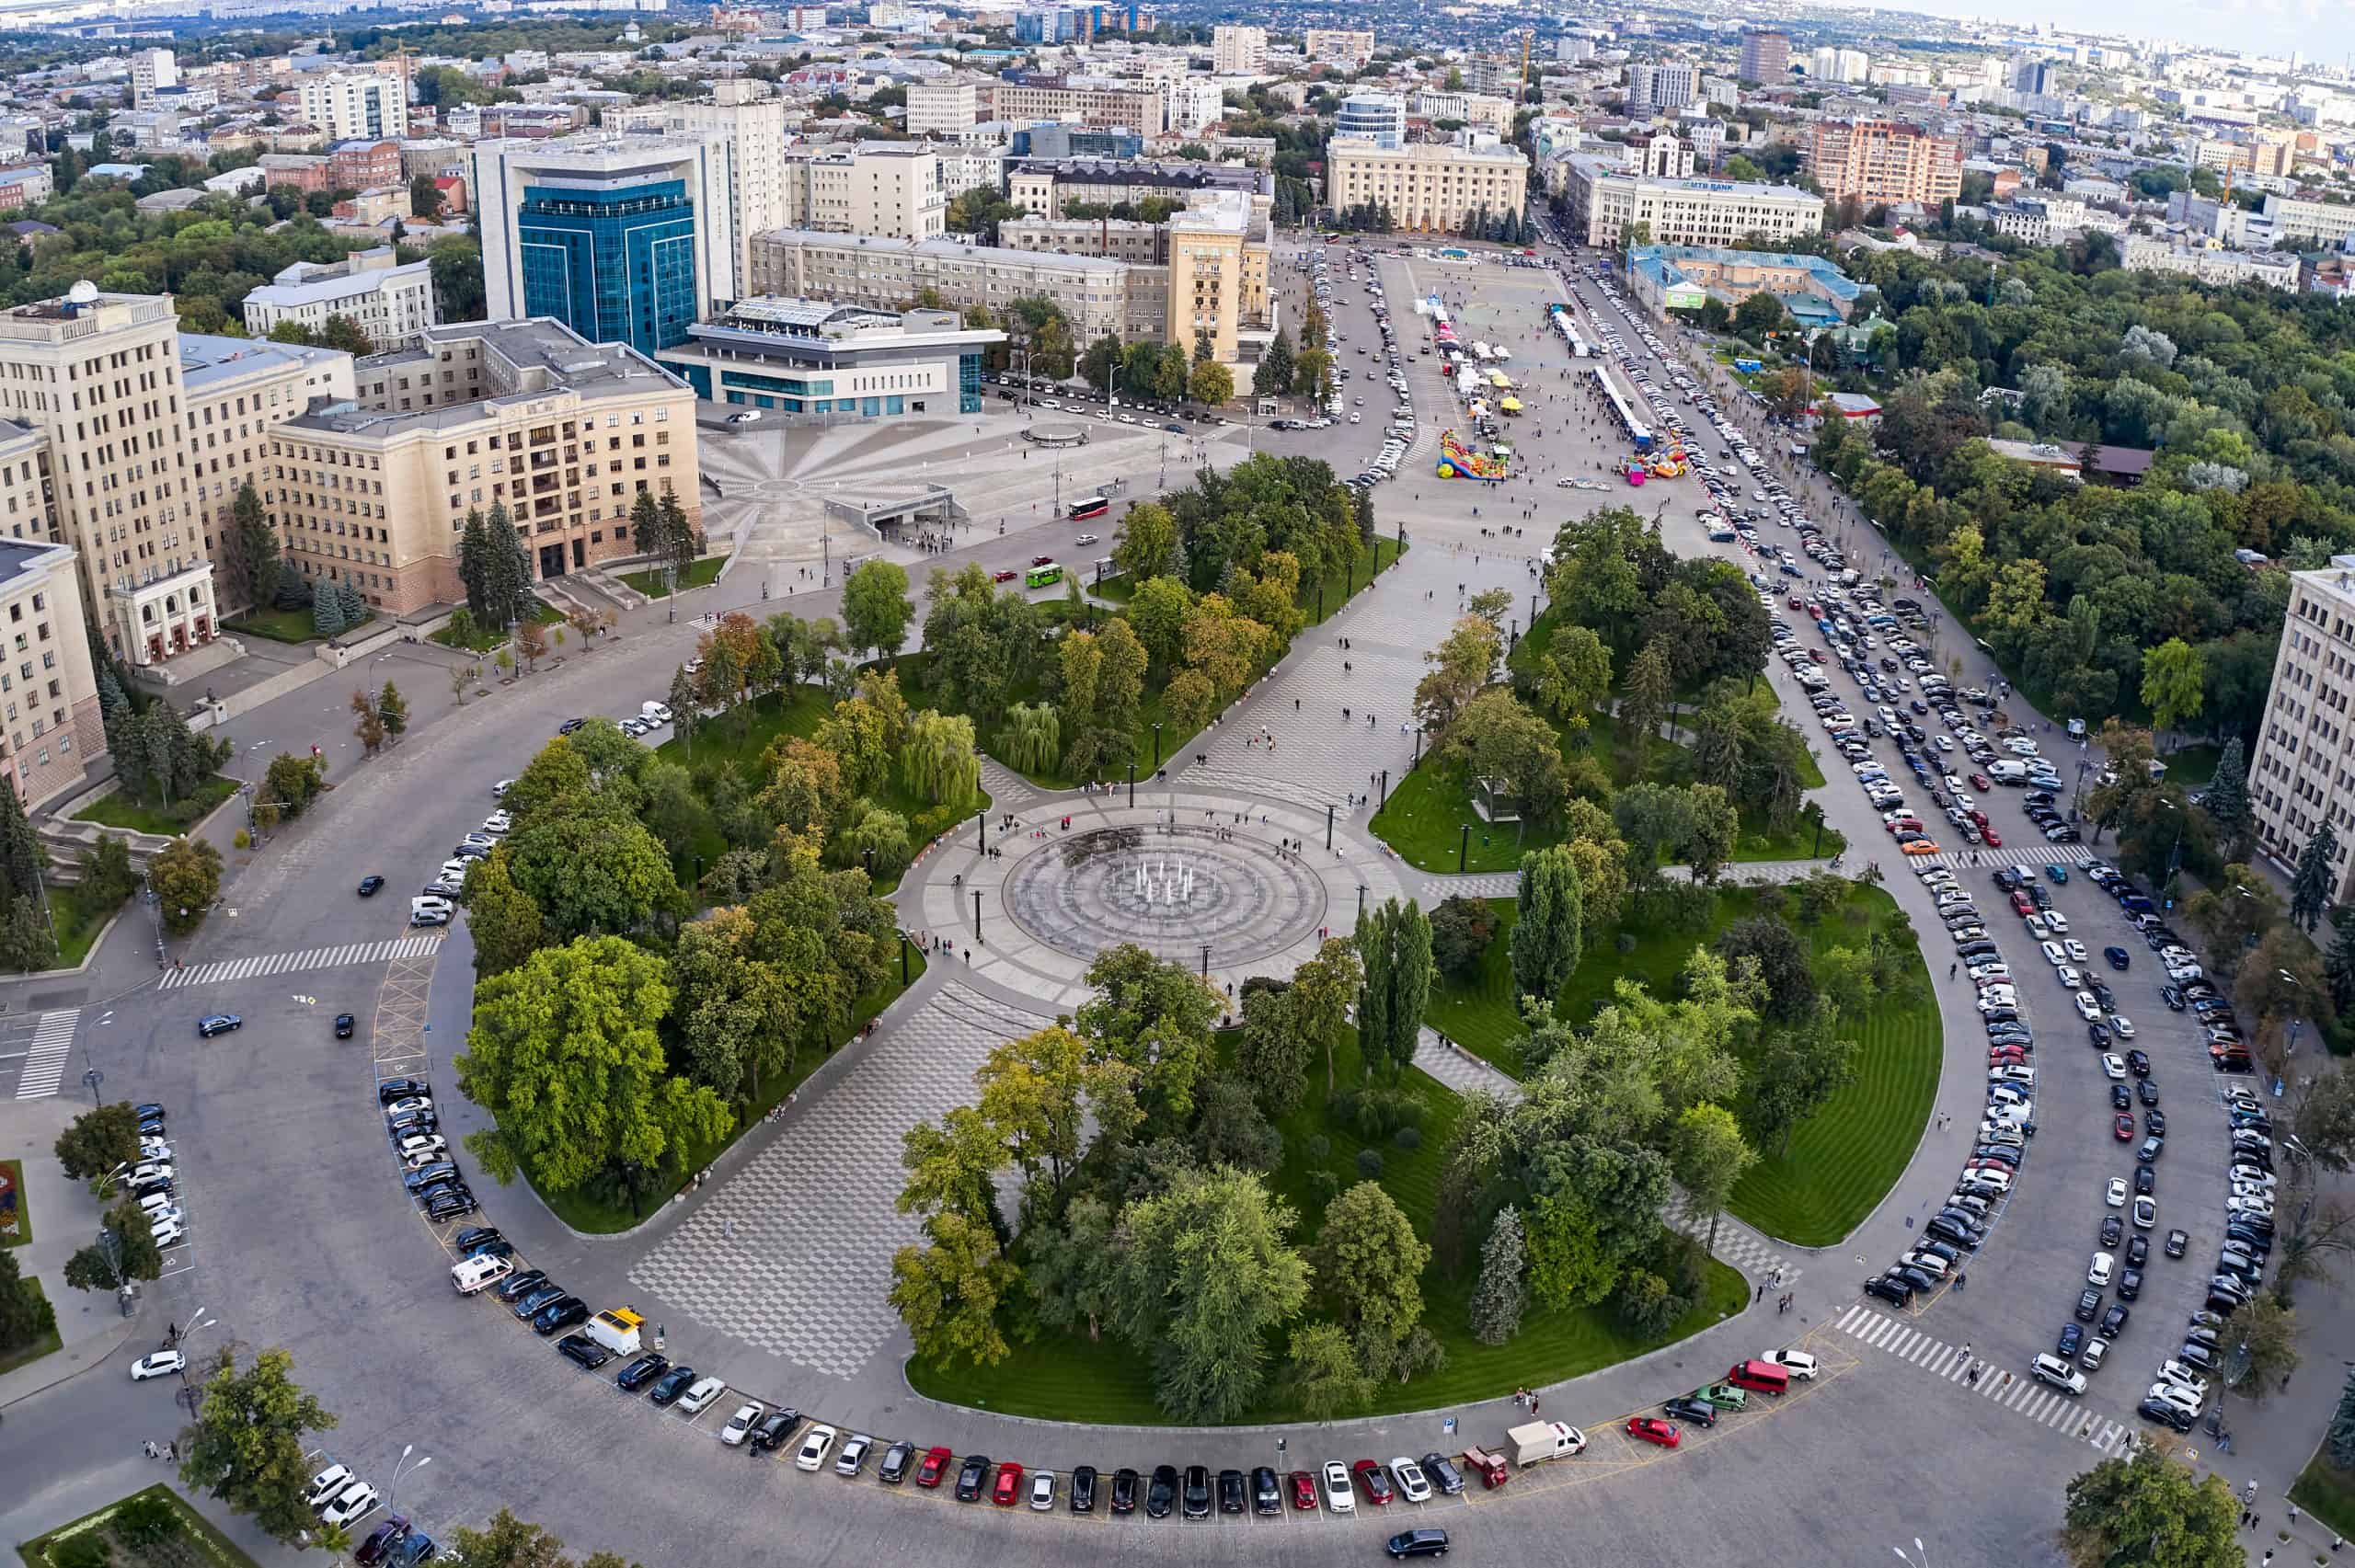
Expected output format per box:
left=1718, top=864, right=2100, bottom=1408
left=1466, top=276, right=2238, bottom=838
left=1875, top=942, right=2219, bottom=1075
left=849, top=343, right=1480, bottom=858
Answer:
left=243, top=257, right=429, bottom=312
left=761, top=227, right=1129, bottom=274
left=288, top=318, right=688, bottom=440
left=0, top=536, right=74, bottom=592
left=178, top=332, right=348, bottom=394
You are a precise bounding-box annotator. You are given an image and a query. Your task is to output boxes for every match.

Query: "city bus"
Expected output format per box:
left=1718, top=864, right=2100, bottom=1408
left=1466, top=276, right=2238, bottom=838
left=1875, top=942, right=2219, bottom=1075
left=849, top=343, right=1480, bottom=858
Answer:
left=1027, top=561, right=1063, bottom=588
left=1068, top=495, right=1109, bottom=521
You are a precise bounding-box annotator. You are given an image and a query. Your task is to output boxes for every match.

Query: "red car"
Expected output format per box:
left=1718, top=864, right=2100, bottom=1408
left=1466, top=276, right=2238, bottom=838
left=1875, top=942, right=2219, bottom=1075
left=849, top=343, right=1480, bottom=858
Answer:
left=1969, top=773, right=1993, bottom=792
left=1982, top=827, right=2003, bottom=847
left=991, top=568, right=1017, bottom=583
left=2009, top=892, right=2036, bottom=916
left=2114, top=1113, right=2136, bottom=1140
left=1626, top=1417, right=1681, bottom=1448
left=992, top=1460, right=1024, bottom=1506
left=1030, top=554, right=1055, bottom=567
left=1290, top=1470, right=1318, bottom=1510
left=914, top=1447, right=952, bottom=1488
left=1351, top=1459, right=1394, bottom=1504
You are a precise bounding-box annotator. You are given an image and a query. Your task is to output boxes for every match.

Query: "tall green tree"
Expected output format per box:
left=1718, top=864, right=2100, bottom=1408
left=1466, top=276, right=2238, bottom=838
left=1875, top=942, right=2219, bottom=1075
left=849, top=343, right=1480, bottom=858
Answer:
left=53, top=1102, right=141, bottom=1180
left=2292, top=822, right=2340, bottom=933
left=1310, top=1181, right=1430, bottom=1375
left=2328, top=1366, right=2355, bottom=1470
left=2141, top=636, right=2207, bottom=740
left=224, top=480, right=279, bottom=611
left=1468, top=1204, right=1528, bottom=1345
left=2205, top=736, right=2251, bottom=854
left=147, top=836, right=220, bottom=933
left=1671, top=1102, right=1756, bottom=1255
left=176, top=1348, right=340, bottom=1546
left=889, top=1209, right=1020, bottom=1370
left=0, top=768, right=45, bottom=907
left=1356, top=898, right=1432, bottom=1080
left=0, top=1246, right=51, bottom=1357
left=2059, top=1446, right=2240, bottom=1568
left=1291, top=936, right=1361, bottom=1099
left=1510, top=845, right=1583, bottom=1008
left=841, top=559, right=914, bottom=664
left=1284, top=1321, right=1373, bottom=1419
left=440, top=1508, right=645, bottom=1568
left=454, top=935, right=731, bottom=1201
left=1104, top=1164, right=1310, bottom=1422
left=1235, top=985, right=1308, bottom=1116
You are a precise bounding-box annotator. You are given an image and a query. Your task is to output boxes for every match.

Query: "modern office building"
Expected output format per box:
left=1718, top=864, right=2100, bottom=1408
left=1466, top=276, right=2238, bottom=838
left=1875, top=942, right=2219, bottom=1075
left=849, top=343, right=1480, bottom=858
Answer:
left=1625, top=60, right=1699, bottom=119
left=0, top=538, right=105, bottom=808
left=905, top=80, right=982, bottom=135
left=778, top=142, right=946, bottom=243
left=1563, top=159, right=1825, bottom=248
left=1212, top=25, right=1268, bottom=74
left=1739, top=29, right=1790, bottom=85
left=1809, top=47, right=1869, bottom=85
left=1333, top=92, right=1407, bottom=150
left=272, top=319, right=701, bottom=610
left=752, top=230, right=1155, bottom=345
left=1803, top=119, right=1964, bottom=207
left=1325, top=140, right=1529, bottom=234
left=2248, top=555, right=2355, bottom=900
left=655, top=299, right=1002, bottom=421
left=611, top=82, right=788, bottom=287
left=295, top=72, right=408, bottom=142
left=1305, top=29, right=1375, bottom=66
left=473, top=132, right=741, bottom=361
left=239, top=246, right=437, bottom=349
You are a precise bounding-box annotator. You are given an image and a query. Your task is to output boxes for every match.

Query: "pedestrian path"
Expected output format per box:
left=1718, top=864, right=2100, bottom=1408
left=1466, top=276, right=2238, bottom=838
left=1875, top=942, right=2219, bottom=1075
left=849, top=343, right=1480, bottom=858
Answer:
left=976, top=757, right=1039, bottom=812
left=10, top=1008, right=80, bottom=1099
left=158, top=935, right=443, bottom=990
left=1833, top=1303, right=2131, bottom=1456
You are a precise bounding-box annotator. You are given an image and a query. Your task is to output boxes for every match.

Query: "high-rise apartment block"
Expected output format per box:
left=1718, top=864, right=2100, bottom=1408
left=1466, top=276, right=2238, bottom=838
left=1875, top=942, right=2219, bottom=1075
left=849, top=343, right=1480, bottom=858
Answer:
left=1739, top=29, right=1790, bottom=85
left=473, top=132, right=741, bottom=361
left=2247, top=556, right=2355, bottom=901
left=129, top=48, right=178, bottom=103
left=904, top=80, right=981, bottom=136
left=1626, top=61, right=1699, bottom=119
left=295, top=72, right=408, bottom=142
left=1304, top=30, right=1375, bottom=67
left=1803, top=119, right=1963, bottom=207
left=274, top=319, right=700, bottom=612
left=985, top=80, right=1168, bottom=139
left=611, top=82, right=787, bottom=288
left=1212, top=25, right=1268, bottom=74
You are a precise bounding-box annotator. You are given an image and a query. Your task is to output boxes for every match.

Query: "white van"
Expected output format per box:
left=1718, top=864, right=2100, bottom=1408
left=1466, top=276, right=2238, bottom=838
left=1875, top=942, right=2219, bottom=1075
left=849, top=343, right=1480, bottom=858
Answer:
left=452, top=1254, right=512, bottom=1295
left=1988, top=761, right=2029, bottom=783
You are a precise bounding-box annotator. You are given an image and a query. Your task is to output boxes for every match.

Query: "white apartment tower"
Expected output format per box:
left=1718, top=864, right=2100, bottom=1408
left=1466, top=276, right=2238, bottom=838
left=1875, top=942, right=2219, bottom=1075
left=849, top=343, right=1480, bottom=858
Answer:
left=296, top=72, right=408, bottom=142
left=613, top=81, right=787, bottom=289
left=1212, top=25, right=1269, bottom=74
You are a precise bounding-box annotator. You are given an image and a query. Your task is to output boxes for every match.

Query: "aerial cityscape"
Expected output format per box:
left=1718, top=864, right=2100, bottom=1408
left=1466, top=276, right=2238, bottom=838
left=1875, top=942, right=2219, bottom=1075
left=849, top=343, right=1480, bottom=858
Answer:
left=0, top=2, right=2349, bottom=1565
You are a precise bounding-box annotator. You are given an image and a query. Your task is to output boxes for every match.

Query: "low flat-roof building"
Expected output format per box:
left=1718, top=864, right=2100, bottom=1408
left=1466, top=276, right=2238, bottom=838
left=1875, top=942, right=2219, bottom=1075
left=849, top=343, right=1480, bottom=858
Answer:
left=239, top=246, right=438, bottom=350
left=655, top=298, right=1003, bottom=421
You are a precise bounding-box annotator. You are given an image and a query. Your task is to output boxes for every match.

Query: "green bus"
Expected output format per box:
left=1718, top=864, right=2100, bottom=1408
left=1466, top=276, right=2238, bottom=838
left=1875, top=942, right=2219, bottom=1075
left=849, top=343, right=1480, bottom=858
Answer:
left=1027, top=562, right=1063, bottom=588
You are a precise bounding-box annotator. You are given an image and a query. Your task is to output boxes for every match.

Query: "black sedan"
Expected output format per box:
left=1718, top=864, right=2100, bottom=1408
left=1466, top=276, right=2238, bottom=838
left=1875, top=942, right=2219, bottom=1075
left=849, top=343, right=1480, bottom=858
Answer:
left=615, top=1354, right=672, bottom=1392
left=493, top=1268, right=549, bottom=1303
left=2139, top=1396, right=2195, bottom=1432
left=555, top=1333, right=611, bottom=1370
left=954, top=1455, right=990, bottom=1503
left=358, top=875, right=385, bottom=896
left=197, top=1014, right=241, bottom=1037
left=1663, top=1396, right=1719, bottom=1427
left=335, top=1013, right=357, bottom=1039
left=2103, top=945, right=2131, bottom=969
left=1109, top=1468, right=1140, bottom=1515
left=1070, top=1464, right=1097, bottom=1513
left=1145, top=1464, right=1178, bottom=1518
left=530, top=1296, right=588, bottom=1335
left=2074, top=1288, right=2103, bottom=1323
left=646, top=1366, right=698, bottom=1405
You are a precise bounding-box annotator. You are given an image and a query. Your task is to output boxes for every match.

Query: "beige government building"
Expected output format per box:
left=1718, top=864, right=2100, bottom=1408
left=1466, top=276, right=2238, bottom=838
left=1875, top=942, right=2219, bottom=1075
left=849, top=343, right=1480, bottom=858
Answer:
left=266, top=318, right=703, bottom=614
left=1324, top=141, right=1529, bottom=234
left=2248, top=555, right=2355, bottom=902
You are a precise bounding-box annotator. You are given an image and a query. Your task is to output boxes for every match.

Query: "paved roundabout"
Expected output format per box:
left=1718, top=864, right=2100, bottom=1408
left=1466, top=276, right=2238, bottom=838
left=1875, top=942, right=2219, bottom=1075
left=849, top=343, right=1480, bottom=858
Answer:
left=0, top=242, right=2246, bottom=1568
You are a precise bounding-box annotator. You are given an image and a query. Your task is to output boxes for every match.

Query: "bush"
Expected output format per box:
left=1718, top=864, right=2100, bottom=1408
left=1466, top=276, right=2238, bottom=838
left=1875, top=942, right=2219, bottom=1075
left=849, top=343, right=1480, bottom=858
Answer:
left=110, top=1493, right=179, bottom=1549
left=50, top=1534, right=109, bottom=1568
left=1355, top=1146, right=1384, bottom=1179
left=1392, top=1125, right=1422, bottom=1150
left=1304, top=1134, right=1330, bottom=1163
left=1428, top=894, right=1498, bottom=979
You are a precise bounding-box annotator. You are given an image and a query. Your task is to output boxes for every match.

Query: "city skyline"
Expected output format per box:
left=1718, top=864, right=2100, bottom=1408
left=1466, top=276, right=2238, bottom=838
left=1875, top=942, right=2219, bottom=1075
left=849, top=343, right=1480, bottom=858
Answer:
left=1890, top=0, right=2325, bottom=63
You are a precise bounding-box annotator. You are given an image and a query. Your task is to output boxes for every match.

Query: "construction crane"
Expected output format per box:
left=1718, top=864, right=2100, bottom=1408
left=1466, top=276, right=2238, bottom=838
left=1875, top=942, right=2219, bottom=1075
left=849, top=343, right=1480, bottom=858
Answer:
left=1519, top=28, right=1534, bottom=97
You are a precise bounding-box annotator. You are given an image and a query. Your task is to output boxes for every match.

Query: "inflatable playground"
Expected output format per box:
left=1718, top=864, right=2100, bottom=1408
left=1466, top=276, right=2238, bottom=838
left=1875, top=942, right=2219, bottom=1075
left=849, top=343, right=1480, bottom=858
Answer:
left=1435, top=430, right=1511, bottom=482
left=1622, top=442, right=1689, bottom=485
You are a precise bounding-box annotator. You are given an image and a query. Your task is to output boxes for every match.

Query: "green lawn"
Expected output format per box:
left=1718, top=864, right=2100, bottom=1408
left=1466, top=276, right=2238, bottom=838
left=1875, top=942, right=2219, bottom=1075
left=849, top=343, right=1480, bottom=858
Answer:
left=2157, top=742, right=2220, bottom=789
left=0, top=1278, right=57, bottom=1375
left=1423, top=882, right=1937, bottom=1248
left=534, top=950, right=927, bottom=1235
left=2292, top=1452, right=2355, bottom=1547
left=906, top=1026, right=1747, bottom=1424
left=622, top=556, right=726, bottom=598
left=17, top=1482, right=261, bottom=1568
left=73, top=775, right=238, bottom=837
left=226, top=605, right=373, bottom=644
left=48, top=883, right=121, bottom=969
left=0, top=1158, right=25, bottom=1245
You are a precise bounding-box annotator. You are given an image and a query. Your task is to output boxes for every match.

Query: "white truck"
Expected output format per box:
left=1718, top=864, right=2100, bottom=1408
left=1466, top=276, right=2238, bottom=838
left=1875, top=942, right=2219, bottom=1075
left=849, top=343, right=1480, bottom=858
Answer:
left=1508, top=1421, right=1586, bottom=1468
left=585, top=1306, right=645, bottom=1356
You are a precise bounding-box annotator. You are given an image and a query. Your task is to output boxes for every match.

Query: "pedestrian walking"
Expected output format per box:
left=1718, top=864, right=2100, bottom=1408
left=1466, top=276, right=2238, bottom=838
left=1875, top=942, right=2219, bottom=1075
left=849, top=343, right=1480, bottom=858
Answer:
left=1756, top=1284, right=1766, bottom=1303
left=143, top=1441, right=157, bottom=1459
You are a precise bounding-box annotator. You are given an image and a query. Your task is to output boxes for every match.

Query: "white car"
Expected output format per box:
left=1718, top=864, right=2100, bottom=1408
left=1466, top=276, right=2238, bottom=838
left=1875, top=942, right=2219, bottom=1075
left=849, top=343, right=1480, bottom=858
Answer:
left=2145, top=1382, right=2203, bottom=1416
left=130, top=1162, right=174, bottom=1185
left=2105, top=1177, right=2129, bottom=1207
left=145, top=1205, right=185, bottom=1230
left=2041, top=941, right=2068, bottom=967
left=2100, top=1055, right=2127, bottom=1081
left=1390, top=1457, right=1432, bottom=1504
left=385, top=1097, right=432, bottom=1118
left=720, top=1402, right=764, bottom=1446
left=307, top=1463, right=354, bottom=1508
left=2087, top=1252, right=2113, bottom=1288
left=2110, top=1015, right=2136, bottom=1038
left=491, top=779, right=513, bottom=797
left=319, top=1482, right=380, bottom=1528
left=1028, top=1471, right=1056, bottom=1510
left=482, top=812, right=512, bottom=835
left=2022, top=916, right=2049, bottom=940
left=1765, top=1349, right=1819, bottom=1379
left=136, top=1189, right=177, bottom=1215
left=397, top=1135, right=446, bottom=1160
left=2232, top=1168, right=2276, bottom=1190
left=2133, top=1196, right=2157, bottom=1230
left=2074, top=992, right=2104, bottom=1021
left=2063, top=939, right=2089, bottom=964
left=152, top=1220, right=186, bottom=1248
left=2055, top=967, right=2084, bottom=991
left=2046, top=911, right=2071, bottom=935
left=642, top=703, right=673, bottom=726
left=794, top=1425, right=836, bottom=1471
left=729, top=410, right=764, bottom=425
left=1321, top=1459, right=1355, bottom=1514
left=131, top=1350, right=186, bottom=1380
left=2159, top=1361, right=2211, bottom=1398
left=676, top=1376, right=725, bottom=1415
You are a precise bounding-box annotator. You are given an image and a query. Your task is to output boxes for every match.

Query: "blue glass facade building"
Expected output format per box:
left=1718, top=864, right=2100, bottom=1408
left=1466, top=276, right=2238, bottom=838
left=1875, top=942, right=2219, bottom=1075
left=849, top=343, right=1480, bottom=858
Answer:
left=516, top=178, right=699, bottom=360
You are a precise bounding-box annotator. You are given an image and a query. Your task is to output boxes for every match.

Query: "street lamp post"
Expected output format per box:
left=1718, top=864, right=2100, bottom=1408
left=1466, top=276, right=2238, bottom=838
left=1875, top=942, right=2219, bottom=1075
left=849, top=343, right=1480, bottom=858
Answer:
left=972, top=888, right=982, bottom=943
left=1458, top=823, right=1470, bottom=873
left=1128, top=762, right=1136, bottom=808
left=386, top=1447, right=431, bottom=1514
left=1357, top=883, right=1368, bottom=920
left=977, top=809, right=987, bottom=854
left=1153, top=721, right=1164, bottom=769
left=1326, top=803, right=1336, bottom=852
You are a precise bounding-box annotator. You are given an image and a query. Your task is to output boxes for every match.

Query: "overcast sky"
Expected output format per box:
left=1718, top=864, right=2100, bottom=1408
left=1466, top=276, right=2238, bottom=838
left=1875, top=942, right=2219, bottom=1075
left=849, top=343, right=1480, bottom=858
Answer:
left=1889, top=0, right=2324, bottom=63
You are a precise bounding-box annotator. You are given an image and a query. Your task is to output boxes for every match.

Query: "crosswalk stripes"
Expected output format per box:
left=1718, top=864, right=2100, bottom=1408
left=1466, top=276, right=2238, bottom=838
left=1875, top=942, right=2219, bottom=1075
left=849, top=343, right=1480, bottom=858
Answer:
left=159, top=935, right=443, bottom=990
left=1919, top=844, right=2093, bottom=872
left=12, top=1008, right=81, bottom=1099
left=1832, top=1304, right=2131, bottom=1456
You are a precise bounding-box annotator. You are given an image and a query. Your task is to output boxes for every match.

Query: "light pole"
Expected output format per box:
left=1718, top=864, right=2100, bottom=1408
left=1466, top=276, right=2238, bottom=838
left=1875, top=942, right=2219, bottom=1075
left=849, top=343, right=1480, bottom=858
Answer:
left=1153, top=721, right=1164, bottom=769
left=1893, top=1540, right=1932, bottom=1568
left=386, top=1446, right=431, bottom=1513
